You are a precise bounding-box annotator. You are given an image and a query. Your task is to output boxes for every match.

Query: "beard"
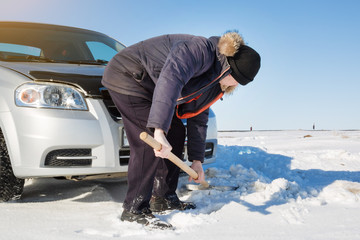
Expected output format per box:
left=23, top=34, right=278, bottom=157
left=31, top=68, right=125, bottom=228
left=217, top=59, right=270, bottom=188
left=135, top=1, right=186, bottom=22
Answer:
left=220, top=84, right=238, bottom=95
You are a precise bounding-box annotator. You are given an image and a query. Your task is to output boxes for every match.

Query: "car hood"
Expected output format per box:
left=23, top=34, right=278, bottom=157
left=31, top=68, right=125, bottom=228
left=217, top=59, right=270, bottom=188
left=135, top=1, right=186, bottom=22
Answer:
left=0, top=62, right=105, bottom=97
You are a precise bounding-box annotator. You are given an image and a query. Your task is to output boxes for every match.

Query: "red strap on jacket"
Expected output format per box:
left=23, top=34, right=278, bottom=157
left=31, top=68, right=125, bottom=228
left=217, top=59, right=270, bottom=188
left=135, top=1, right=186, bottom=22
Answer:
left=176, top=92, right=224, bottom=119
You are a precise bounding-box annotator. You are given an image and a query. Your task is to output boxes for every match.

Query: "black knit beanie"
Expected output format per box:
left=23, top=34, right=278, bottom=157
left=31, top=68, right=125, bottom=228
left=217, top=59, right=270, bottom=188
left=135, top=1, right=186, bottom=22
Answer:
left=227, top=45, right=261, bottom=85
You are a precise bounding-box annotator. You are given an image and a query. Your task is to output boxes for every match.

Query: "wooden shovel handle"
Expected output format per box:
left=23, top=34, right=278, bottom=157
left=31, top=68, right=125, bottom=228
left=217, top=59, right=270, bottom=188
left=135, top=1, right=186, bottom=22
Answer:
left=140, top=132, right=209, bottom=188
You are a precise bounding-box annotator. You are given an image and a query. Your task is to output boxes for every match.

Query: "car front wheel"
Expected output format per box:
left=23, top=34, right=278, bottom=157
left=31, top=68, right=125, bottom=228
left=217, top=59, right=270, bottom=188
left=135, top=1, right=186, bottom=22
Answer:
left=0, top=129, right=24, bottom=202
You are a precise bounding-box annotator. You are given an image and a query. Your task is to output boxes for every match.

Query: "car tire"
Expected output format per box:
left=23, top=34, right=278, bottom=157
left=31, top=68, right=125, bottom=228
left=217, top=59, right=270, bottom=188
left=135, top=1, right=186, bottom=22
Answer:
left=0, top=129, right=24, bottom=202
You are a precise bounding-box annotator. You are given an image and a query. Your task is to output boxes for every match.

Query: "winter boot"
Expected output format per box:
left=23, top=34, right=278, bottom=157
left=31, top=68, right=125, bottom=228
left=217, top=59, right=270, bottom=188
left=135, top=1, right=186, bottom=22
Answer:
left=120, top=208, right=173, bottom=230
left=150, top=194, right=196, bottom=212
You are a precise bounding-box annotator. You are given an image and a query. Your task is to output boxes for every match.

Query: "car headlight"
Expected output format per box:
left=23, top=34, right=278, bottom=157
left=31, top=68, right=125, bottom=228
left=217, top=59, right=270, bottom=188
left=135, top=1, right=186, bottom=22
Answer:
left=15, top=82, right=88, bottom=110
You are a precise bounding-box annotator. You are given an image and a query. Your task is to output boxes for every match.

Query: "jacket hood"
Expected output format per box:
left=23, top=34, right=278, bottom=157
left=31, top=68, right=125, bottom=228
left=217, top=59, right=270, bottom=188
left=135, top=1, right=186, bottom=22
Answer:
left=218, top=31, right=245, bottom=57
left=208, top=31, right=245, bottom=77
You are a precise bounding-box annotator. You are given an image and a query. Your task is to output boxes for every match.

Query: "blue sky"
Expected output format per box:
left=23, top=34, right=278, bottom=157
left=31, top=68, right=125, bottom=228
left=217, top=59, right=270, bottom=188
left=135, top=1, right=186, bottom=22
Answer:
left=2, top=0, right=359, bottom=130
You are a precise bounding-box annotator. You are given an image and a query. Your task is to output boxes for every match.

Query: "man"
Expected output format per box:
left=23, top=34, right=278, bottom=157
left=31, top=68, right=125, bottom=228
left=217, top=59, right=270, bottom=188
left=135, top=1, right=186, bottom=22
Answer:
left=102, top=31, right=261, bottom=229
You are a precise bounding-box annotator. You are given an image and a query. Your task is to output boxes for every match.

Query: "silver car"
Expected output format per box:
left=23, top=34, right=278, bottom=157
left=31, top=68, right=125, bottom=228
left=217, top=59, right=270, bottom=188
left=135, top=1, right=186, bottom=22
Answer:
left=0, top=22, right=217, bottom=201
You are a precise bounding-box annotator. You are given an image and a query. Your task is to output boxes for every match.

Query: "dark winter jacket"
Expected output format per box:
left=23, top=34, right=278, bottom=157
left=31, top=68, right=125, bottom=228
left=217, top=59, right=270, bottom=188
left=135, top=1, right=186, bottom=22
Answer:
left=102, top=32, right=244, bottom=161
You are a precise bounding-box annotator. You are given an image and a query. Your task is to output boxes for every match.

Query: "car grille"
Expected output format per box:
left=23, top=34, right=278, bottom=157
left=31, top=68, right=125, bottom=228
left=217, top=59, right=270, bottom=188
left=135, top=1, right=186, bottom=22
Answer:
left=45, top=149, right=92, bottom=167
left=100, top=88, right=122, bottom=121
left=119, top=148, right=130, bottom=166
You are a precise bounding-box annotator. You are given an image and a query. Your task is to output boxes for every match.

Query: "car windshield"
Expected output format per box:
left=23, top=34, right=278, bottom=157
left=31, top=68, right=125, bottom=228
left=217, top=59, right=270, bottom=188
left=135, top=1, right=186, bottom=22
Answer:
left=0, top=24, right=125, bottom=64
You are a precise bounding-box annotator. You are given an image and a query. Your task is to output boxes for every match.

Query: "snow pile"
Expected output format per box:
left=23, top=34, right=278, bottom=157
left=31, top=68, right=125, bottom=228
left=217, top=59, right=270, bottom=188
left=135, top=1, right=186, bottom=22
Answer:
left=1, top=130, right=360, bottom=240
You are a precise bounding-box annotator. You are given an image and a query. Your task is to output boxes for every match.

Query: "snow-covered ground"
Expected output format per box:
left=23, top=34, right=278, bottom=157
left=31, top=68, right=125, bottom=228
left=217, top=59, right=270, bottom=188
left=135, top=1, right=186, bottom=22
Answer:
left=1, top=130, right=360, bottom=240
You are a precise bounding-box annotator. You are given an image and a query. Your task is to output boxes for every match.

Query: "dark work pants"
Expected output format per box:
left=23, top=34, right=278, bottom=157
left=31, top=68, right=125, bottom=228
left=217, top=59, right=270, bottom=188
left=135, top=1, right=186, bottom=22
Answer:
left=108, top=90, right=185, bottom=213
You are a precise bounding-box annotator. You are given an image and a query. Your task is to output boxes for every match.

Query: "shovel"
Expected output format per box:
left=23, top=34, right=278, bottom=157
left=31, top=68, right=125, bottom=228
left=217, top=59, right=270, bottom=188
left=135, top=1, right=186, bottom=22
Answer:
left=140, top=132, right=238, bottom=191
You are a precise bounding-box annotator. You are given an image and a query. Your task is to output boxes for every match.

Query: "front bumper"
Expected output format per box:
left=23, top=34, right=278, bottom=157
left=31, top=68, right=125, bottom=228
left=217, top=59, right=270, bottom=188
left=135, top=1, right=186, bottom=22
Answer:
left=3, top=98, right=127, bottom=178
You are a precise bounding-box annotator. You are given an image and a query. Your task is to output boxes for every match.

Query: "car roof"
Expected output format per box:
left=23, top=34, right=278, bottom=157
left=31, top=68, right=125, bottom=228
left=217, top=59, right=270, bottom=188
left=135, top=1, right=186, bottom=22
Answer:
left=0, top=21, right=107, bottom=36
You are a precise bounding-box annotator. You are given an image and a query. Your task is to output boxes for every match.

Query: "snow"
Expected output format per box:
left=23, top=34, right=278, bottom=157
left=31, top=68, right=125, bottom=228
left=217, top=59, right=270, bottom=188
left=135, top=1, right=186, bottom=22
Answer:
left=1, top=130, right=360, bottom=239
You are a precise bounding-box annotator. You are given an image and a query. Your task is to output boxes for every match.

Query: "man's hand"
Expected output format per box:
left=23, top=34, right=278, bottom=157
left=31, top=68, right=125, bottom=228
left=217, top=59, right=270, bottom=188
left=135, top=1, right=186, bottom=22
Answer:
left=153, top=128, right=172, bottom=158
left=188, top=160, right=205, bottom=183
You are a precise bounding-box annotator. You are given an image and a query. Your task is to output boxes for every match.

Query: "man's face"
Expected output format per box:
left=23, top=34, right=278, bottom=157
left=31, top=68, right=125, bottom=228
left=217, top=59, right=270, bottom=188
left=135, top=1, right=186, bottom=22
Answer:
left=219, top=74, right=239, bottom=94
